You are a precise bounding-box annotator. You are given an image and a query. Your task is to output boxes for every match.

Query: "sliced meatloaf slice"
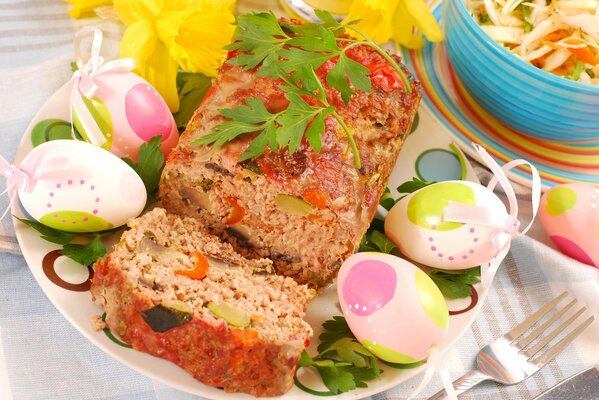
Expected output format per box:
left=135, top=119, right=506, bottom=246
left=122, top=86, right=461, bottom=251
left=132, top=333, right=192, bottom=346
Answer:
left=90, top=208, right=313, bottom=397
left=160, top=40, right=421, bottom=289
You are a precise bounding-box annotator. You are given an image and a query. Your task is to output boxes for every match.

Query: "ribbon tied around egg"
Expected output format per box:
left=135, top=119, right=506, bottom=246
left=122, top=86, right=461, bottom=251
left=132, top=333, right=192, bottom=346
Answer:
left=69, top=27, right=136, bottom=147
left=0, top=155, right=29, bottom=220
left=444, top=143, right=541, bottom=286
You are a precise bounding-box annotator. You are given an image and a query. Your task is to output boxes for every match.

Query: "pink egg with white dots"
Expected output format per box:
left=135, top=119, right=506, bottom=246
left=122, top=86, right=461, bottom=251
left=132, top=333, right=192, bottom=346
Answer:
left=73, top=70, right=178, bottom=162
left=337, top=253, right=449, bottom=363
left=17, top=140, right=146, bottom=233
left=539, top=183, right=599, bottom=268
left=385, top=181, right=510, bottom=269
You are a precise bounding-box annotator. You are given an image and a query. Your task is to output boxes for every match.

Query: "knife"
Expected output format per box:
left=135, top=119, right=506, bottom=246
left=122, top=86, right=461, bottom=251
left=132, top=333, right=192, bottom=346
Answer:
left=533, top=365, right=599, bottom=399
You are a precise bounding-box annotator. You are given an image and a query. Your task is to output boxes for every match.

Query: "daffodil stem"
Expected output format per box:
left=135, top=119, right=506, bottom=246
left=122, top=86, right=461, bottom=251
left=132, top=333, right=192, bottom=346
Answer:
left=345, top=26, right=412, bottom=93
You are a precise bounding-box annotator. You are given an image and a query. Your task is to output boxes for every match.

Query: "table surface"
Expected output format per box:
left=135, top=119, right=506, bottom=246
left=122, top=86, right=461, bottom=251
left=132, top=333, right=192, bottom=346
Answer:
left=0, top=1, right=598, bottom=400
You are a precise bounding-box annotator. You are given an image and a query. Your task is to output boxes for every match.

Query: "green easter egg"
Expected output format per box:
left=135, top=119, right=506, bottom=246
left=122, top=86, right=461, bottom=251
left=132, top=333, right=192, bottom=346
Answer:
left=415, top=269, right=449, bottom=329
left=545, top=186, right=577, bottom=217
left=72, top=96, right=113, bottom=150
left=361, top=339, right=420, bottom=364
left=407, top=182, right=476, bottom=231
left=31, top=119, right=82, bottom=147
left=39, top=210, right=113, bottom=233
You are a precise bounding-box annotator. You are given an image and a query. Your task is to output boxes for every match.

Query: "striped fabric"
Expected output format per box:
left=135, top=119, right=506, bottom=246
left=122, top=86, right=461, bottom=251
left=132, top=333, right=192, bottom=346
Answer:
left=0, top=1, right=598, bottom=399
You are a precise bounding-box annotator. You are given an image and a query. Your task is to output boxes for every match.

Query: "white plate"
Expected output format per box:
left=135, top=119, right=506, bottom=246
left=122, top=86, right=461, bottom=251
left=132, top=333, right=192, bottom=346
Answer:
left=14, top=80, right=489, bottom=399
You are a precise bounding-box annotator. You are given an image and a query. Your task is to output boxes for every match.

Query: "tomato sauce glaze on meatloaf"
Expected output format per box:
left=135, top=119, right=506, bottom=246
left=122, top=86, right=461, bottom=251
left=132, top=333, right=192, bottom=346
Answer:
left=160, top=40, right=422, bottom=289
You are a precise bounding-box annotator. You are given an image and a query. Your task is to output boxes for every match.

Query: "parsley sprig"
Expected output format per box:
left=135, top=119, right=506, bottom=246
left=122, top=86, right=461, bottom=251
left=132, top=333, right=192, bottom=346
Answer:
left=192, top=10, right=412, bottom=169
left=296, top=316, right=425, bottom=395
left=295, top=316, right=381, bottom=395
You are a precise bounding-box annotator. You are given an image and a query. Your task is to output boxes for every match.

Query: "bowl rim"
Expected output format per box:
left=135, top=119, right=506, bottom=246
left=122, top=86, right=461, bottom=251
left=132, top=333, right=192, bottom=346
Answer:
left=446, top=0, right=599, bottom=95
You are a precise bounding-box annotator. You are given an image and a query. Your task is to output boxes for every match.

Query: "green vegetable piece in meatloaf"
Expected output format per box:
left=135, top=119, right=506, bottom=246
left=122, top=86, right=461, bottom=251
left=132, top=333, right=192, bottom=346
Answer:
left=207, top=302, right=250, bottom=327
left=141, top=303, right=193, bottom=332
left=274, top=194, right=315, bottom=216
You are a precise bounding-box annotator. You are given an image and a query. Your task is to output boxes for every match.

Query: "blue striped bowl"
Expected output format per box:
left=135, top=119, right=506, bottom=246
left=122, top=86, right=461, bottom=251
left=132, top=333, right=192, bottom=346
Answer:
left=442, top=0, right=599, bottom=143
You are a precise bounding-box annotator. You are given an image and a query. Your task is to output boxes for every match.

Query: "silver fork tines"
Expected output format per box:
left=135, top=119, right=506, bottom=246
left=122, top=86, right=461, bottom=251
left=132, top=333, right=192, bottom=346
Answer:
left=428, top=292, right=595, bottom=400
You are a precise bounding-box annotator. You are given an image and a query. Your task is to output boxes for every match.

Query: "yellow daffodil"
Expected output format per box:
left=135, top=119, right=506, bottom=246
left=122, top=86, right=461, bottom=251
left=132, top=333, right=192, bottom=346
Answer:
left=113, top=0, right=236, bottom=112
left=65, top=0, right=112, bottom=19
left=346, top=0, right=443, bottom=49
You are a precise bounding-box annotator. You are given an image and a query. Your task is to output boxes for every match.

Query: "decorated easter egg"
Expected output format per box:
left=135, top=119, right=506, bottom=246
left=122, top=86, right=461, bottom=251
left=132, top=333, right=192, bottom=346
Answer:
left=17, top=139, right=146, bottom=233
left=73, top=70, right=178, bottom=162
left=337, top=253, right=449, bottom=363
left=385, top=181, right=510, bottom=269
left=539, top=183, right=599, bottom=268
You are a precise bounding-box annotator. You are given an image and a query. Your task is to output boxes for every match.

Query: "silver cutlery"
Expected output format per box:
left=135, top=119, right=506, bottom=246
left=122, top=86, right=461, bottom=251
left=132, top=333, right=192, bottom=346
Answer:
left=428, top=292, right=595, bottom=399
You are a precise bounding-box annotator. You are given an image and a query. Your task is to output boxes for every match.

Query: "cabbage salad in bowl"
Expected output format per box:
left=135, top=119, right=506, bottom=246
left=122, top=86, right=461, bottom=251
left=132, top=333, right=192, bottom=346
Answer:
left=468, top=0, right=599, bottom=84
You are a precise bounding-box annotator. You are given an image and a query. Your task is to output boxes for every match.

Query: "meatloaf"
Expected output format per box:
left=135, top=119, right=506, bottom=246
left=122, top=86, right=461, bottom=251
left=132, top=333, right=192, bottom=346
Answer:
left=160, top=30, right=422, bottom=288
left=90, top=208, right=313, bottom=397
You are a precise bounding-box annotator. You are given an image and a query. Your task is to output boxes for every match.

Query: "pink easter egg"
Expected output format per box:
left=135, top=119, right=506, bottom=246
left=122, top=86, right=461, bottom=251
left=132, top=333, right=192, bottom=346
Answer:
left=338, top=253, right=449, bottom=363
left=125, top=83, right=173, bottom=142
left=84, top=70, right=178, bottom=162
left=539, top=183, right=599, bottom=268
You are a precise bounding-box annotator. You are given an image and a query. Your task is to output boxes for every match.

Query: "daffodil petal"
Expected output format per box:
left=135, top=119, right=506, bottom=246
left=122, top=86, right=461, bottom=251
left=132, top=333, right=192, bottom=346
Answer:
left=160, top=4, right=235, bottom=76
left=120, top=20, right=156, bottom=63
left=402, top=0, right=444, bottom=42
left=393, top=6, right=422, bottom=48
left=155, top=0, right=195, bottom=11
left=66, top=0, right=112, bottom=19
left=345, top=0, right=400, bottom=43
left=113, top=0, right=160, bottom=24
left=141, top=43, right=180, bottom=112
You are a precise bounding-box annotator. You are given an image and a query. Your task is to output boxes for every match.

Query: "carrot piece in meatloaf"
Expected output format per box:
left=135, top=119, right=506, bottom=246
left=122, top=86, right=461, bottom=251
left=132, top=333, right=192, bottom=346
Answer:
left=90, top=208, right=313, bottom=397
left=159, top=41, right=421, bottom=288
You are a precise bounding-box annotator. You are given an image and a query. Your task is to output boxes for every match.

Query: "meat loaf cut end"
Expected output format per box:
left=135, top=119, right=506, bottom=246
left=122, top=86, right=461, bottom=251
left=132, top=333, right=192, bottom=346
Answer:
left=90, top=208, right=313, bottom=397
left=160, top=32, right=421, bottom=288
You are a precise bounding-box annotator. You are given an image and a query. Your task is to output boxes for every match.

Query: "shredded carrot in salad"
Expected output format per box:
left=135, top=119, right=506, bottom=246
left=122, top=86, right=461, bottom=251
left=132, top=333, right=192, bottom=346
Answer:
left=468, top=0, right=599, bottom=84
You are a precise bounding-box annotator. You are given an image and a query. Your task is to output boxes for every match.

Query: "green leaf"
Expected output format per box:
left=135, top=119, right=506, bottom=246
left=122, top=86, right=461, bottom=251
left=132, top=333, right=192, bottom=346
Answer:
left=60, top=235, right=106, bottom=266
left=396, top=177, right=435, bottom=194
left=123, top=136, right=165, bottom=195
left=15, top=217, right=76, bottom=245
left=299, top=350, right=315, bottom=367
left=278, top=47, right=335, bottom=76
left=316, top=365, right=357, bottom=394
left=427, top=267, right=480, bottom=299
left=304, top=109, right=332, bottom=152
left=379, top=187, right=396, bottom=211
left=369, top=230, right=399, bottom=255
left=318, top=316, right=355, bottom=352
left=277, top=93, right=322, bottom=153
left=325, top=337, right=375, bottom=367
left=173, top=72, right=212, bottom=132
left=326, top=53, right=371, bottom=104
left=314, top=9, right=343, bottom=29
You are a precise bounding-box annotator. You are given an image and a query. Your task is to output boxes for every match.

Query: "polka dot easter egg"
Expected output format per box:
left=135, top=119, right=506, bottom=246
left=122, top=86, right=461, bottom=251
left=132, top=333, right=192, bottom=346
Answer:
left=337, top=253, right=449, bottom=363
left=539, top=183, right=599, bottom=268
left=385, top=181, right=511, bottom=270
left=73, top=70, right=178, bottom=162
left=17, top=139, right=146, bottom=233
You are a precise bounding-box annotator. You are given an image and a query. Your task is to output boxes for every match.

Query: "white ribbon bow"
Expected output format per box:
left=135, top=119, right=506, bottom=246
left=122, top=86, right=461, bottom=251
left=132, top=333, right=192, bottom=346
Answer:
left=0, top=155, right=30, bottom=220
left=69, top=27, right=136, bottom=146
left=443, top=143, right=541, bottom=286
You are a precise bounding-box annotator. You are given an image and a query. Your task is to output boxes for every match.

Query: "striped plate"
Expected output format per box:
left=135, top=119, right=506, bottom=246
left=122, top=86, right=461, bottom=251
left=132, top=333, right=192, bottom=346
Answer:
left=400, top=1, right=599, bottom=190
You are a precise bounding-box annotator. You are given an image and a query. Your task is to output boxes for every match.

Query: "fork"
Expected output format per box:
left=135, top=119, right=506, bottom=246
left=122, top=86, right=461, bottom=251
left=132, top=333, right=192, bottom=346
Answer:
left=428, top=292, right=595, bottom=399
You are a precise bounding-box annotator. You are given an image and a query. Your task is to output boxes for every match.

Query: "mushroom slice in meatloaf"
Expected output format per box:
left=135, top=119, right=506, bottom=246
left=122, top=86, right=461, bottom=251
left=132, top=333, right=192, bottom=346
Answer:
left=160, top=37, right=421, bottom=289
left=90, top=208, right=313, bottom=397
